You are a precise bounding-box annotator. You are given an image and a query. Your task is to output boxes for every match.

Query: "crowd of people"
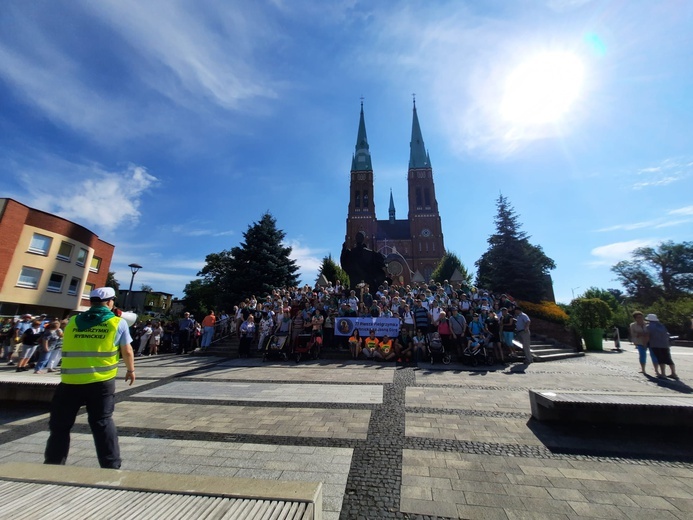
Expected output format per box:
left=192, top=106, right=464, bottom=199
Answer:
left=216, top=280, right=534, bottom=364
left=2, top=280, right=682, bottom=375
left=1, top=314, right=66, bottom=373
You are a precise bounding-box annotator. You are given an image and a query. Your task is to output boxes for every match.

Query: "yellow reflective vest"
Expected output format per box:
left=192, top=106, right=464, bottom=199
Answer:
left=61, top=316, right=121, bottom=384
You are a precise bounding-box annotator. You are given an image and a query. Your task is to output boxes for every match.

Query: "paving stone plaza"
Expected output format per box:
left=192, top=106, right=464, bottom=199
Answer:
left=1, top=343, right=692, bottom=519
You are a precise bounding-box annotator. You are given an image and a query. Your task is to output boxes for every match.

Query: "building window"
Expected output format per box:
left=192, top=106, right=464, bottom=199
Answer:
left=68, top=277, right=81, bottom=296
left=424, top=188, right=431, bottom=208
left=57, top=241, right=74, bottom=261
left=17, top=267, right=42, bottom=289
left=416, top=188, right=422, bottom=208
left=76, top=248, right=88, bottom=267
left=90, top=256, right=101, bottom=273
left=355, top=190, right=360, bottom=208
left=28, top=233, right=52, bottom=256
left=82, top=282, right=95, bottom=300
left=47, top=272, right=65, bottom=293
left=363, top=190, right=369, bottom=211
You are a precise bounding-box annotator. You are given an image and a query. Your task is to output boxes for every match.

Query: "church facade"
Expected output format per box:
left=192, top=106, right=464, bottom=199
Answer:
left=344, top=102, right=445, bottom=286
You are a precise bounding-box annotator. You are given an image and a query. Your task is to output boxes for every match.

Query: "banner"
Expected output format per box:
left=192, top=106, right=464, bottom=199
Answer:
left=334, top=317, right=400, bottom=337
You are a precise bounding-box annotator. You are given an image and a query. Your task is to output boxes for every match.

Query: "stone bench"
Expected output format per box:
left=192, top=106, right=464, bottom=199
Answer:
left=0, top=377, right=58, bottom=403
left=529, top=390, right=693, bottom=427
left=0, top=462, right=322, bottom=520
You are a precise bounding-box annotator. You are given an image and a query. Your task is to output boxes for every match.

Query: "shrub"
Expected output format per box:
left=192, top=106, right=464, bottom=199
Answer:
left=517, top=300, right=569, bottom=325
left=570, top=298, right=612, bottom=330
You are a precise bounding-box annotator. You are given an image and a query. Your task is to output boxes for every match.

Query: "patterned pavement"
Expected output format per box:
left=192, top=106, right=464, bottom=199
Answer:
left=1, top=343, right=692, bottom=519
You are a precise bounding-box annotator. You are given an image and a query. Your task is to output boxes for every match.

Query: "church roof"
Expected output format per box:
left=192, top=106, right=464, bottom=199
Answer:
left=409, top=101, right=431, bottom=169
left=351, top=102, right=373, bottom=171
left=375, top=219, right=411, bottom=240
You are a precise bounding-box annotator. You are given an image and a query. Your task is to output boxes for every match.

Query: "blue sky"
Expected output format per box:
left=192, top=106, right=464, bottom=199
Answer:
left=1, top=0, right=692, bottom=304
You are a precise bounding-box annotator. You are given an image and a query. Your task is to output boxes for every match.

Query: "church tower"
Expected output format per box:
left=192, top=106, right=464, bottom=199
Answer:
left=407, top=100, right=445, bottom=281
left=343, top=100, right=446, bottom=287
left=345, top=102, right=377, bottom=249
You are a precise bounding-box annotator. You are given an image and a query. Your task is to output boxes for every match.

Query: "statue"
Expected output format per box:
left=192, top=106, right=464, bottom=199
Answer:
left=340, top=231, right=388, bottom=292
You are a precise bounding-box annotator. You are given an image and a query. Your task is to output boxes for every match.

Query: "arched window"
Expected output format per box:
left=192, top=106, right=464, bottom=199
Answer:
left=355, top=190, right=360, bottom=208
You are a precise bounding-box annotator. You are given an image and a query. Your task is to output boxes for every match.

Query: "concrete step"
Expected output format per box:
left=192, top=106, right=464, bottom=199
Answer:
left=0, top=462, right=322, bottom=520
left=535, top=351, right=585, bottom=362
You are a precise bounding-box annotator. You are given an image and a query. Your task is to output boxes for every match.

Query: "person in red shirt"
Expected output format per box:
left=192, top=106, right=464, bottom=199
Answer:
left=200, top=310, right=216, bottom=350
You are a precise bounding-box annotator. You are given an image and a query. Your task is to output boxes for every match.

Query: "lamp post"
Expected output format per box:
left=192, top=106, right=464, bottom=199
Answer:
left=125, top=263, right=143, bottom=312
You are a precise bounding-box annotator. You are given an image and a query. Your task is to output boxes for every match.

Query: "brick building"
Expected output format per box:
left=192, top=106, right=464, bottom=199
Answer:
left=0, top=198, right=114, bottom=317
left=345, top=102, right=445, bottom=285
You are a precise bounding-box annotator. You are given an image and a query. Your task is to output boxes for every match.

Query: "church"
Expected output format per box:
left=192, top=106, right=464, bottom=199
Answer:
left=344, top=101, right=445, bottom=286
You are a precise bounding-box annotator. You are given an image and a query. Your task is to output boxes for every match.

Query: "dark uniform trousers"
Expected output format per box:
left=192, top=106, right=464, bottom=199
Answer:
left=44, top=378, right=121, bottom=469
left=177, top=329, right=191, bottom=354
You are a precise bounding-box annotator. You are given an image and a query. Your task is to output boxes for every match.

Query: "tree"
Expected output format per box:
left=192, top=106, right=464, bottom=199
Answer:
left=475, top=194, right=555, bottom=302
left=580, top=287, right=620, bottom=314
left=431, top=252, right=472, bottom=285
left=317, top=254, right=349, bottom=287
left=105, top=271, right=120, bottom=292
left=182, top=279, right=216, bottom=317
left=140, top=284, right=153, bottom=292
left=612, top=241, right=693, bottom=304
left=197, top=212, right=300, bottom=306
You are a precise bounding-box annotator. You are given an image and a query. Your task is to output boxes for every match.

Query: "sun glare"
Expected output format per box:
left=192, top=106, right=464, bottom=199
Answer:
left=500, top=52, right=584, bottom=125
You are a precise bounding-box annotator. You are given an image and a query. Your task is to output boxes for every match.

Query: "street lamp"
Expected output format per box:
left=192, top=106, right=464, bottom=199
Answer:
left=125, top=263, right=143, bottom=311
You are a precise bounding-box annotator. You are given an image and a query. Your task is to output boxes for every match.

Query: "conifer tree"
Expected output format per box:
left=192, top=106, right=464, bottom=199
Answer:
left=431, top=252, right=472, bottom=285
left=475, top=195, right=555, bottom=302
left=318, top=254, right=349, bottom=286
left=197, top=212, right=299, bottom=307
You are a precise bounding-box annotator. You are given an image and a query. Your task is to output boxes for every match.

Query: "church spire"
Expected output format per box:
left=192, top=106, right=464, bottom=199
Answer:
left=409, top=99, right=431, bottom=169
left=389, top=188, right=396, bottom=223
left=352, top=100, right=373, bottom=171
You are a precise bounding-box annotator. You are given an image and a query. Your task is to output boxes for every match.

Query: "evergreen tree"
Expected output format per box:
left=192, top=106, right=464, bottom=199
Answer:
left=475, top=194, right=555, bottom=302
left=318, top=254, right=349, bottom=286
left=105, top=271, right=120, bottom=292
left=431, top=252, right=472, bottom=285
left=197, top=213, right=299, bottom=306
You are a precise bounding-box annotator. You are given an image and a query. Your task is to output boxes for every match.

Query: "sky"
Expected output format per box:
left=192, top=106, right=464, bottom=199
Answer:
left=1, top=0, right=692, bottom=304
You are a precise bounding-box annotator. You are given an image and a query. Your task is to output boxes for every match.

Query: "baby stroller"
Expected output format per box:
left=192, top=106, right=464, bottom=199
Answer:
left=428, top=332, right=451, bottom=365
left=262, top=334, right=289, bottom=362
left=293, top=332, right=321, bottom=363
left=461, top=334, right=494, bottom=366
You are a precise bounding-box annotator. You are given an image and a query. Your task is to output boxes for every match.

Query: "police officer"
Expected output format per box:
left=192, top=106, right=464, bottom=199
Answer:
left=44, top=287, right=135, bottom=469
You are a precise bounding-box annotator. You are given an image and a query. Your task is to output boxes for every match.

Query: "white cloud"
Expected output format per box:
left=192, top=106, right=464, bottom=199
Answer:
left=287, top=239, right=327, bottom=286
left=596, top=220, right=658, bottom=232
left=82, top=0, right=278, bottom=110
left=20, top=159, right=158, bottom=232
left=0, top=1, right=279, bottom=141
left=669, top=205, right=693, bottom=216
left=159, top=260, right=207, bottom=271
left=588, top=239, right=658, bottom=266
left=632, top=157, right=692, bottom=190
left=167, top=223, right=236, bottom=238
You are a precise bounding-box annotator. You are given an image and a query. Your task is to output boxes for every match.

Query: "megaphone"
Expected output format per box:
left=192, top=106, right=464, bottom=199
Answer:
left=120, top=311, right=138, bottom=327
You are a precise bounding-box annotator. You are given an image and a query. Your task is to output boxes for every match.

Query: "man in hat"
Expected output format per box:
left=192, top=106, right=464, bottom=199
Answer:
left=645, top=314, right=679, bottom=380
left=44, top=287, right=135, bottom=469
